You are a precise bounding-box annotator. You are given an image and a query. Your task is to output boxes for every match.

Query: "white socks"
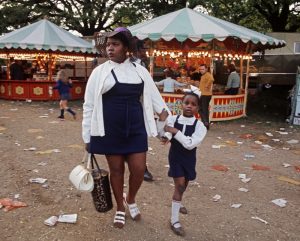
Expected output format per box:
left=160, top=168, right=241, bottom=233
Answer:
left=171, top=200, right=181, bottom=228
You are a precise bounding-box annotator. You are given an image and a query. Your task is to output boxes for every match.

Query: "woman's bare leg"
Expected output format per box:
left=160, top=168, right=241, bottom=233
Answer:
left=106, top=155, right=125, bottom=211
left=126, top=152, right=146, bottom=204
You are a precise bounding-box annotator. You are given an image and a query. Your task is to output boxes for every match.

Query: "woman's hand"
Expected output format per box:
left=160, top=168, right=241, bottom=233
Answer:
left=85, top=143, right=90, bottom=152
left=158, top=108, right=168, bottom=121
left=164, top=125, right=178, bottom=135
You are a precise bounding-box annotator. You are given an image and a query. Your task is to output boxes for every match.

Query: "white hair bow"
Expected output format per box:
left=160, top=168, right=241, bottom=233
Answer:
left=183, top=85, right=201, bottom=98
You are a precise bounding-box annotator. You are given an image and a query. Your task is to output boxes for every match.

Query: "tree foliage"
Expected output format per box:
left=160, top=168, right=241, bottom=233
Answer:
left=0, top=0, right=299, bottom=36
left=0, top=0, right=135, bottom=36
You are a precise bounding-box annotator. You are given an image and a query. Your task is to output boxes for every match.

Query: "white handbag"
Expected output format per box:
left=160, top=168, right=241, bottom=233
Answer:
left=69, top=152, right=94, bottom=192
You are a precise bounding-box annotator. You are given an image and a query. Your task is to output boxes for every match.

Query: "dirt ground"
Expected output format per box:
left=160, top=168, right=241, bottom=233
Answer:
left=0, top=99, right=299, bottom=241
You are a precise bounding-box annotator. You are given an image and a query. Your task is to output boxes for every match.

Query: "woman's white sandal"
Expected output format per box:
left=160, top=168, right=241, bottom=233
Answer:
left=123, top=193, right=141, bottom=221
left=113, top=211, right=126, bottom=228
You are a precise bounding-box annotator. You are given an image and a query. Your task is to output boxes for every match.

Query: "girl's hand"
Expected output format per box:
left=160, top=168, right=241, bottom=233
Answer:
left=164, top=125, right=178, bottom=134
left=68, top=79, right=72, bottom=84
left=160, top=136, right=170, bottom=145
left=158, top=109, right=168, bottom=121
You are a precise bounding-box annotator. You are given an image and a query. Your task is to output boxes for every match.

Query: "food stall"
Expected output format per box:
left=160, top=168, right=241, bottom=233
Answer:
left=128, top=8, right=285, bottom=121
left=0, top=19, right=97, bottom=101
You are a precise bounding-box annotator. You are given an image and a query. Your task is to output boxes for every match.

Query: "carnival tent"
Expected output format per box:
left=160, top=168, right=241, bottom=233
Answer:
left=128, top=7, right=285, bottom=51
left=0, top=19, right=96, bottom=54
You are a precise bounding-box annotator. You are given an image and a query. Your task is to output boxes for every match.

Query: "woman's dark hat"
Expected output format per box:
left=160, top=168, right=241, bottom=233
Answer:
left=94, top=27, right=135, bottom=56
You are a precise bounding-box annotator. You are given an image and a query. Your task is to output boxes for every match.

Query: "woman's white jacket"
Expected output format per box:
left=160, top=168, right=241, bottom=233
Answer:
left=82, top=60, right=169, bottom=143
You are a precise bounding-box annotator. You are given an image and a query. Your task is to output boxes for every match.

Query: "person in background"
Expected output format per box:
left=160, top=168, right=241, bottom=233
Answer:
left=199, top=64, right=214, bottom=130
left=131, top=40, right=154, bottom=181
left=155, top=68, right=187, bottom=93
left=9, top=58, right=24, bottom=80
left=161, top=88, right=207, bottom=236
left=224, top=64, right=240, bottom=95
left=82, top=27, right=169, bottom=229
left=53, top=70, right=76, bottom=120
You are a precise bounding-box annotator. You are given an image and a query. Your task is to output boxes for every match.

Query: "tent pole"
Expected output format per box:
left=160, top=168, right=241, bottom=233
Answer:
left=84, top=57, right=87, bottom=81
left=7, top=54, right=10, bottom=80
left=243, top=57, right=250, bottom=117
left=240, top=57, right=243, bottom=89
left=48, top=53, right=52, bottom=81
left=73, top=59, right=76, bottom=78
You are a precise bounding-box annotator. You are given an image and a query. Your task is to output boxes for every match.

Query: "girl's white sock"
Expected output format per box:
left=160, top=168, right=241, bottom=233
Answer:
left=171, top=200, right=181, bottom=228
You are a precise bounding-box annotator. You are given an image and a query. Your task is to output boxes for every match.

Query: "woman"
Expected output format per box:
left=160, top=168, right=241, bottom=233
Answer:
left=82, top=27, right=169, bottom=228
left=224, top=64, right=240, bottom=95
left=53, top=70, right=76, bottom=119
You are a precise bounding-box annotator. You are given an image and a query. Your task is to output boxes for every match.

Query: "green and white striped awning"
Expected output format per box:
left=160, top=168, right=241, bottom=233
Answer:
left=0, top=19, right=97, bottom=54
left=129, top=8, right=285, bottom=49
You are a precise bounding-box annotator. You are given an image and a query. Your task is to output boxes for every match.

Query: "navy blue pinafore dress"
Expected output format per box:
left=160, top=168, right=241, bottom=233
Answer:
left=168, top=115, right=198, bottom=180
left=89, top=67, right=148, bottom=155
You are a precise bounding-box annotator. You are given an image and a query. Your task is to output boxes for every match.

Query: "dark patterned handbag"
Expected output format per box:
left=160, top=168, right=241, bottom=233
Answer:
left=90, top=154, right=113, bottom=212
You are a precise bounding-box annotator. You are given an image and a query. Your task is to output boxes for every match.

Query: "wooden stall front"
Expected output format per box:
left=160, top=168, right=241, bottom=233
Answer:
left=0, top=79, right=86, bottom=101
left=162, top=93, right=245, bottom=121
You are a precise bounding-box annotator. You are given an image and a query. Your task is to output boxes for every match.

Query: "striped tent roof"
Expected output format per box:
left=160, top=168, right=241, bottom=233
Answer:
left=129, top=8, right=285, bottom=50
left=0, top=19, right=97, bottom=54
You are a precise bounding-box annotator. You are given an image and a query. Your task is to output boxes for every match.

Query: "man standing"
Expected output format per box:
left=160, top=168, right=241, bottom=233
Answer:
left=199, top=64, right=214, bottom=130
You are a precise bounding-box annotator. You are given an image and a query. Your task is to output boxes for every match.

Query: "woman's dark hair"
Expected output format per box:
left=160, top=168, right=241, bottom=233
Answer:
left=182, top=92, right=200, bottom=107
left=228, top=64, right=236, bottom=73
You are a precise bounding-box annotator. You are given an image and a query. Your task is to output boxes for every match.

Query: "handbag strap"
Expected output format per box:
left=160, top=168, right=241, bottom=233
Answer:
left=91, top=154, right=102, bottom=173
left=81, top=151, right=92, bottom=169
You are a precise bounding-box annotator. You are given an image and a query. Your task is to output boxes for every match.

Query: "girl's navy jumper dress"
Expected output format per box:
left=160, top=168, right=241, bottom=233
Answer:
left=90, top=67, right=148, bottom=155
left=168, top=115, right=198, bottom=180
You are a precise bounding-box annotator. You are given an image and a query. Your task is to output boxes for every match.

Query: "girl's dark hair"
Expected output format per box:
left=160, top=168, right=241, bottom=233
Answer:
left=228, top=64, right=236, bottom=72
left=183, top=92, right=200, bottom=106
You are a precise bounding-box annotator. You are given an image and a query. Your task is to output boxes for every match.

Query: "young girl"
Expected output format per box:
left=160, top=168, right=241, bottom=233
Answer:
left=53, top=70, right=76, bottom=120
left=162, top=88, right=207, bottom=236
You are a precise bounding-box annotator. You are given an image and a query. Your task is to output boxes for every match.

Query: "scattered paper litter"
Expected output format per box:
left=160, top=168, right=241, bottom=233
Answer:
left=36, top=136, right=44, bottom=139
left=10, top=108, right=18, bottom=111
left=209, top=186, right=216, bottom=190
left=286, top=139, right=299, bottom=144
left=265, top=132, right=273, bottom=137
left=241, top=178, right=251, bottom=183
left=0, top=198, right=27, bottom=211
left=217, top=137, right=222, bottom=140
left=57, top=214, right=77, bottom=223
left=238, top=188, right=249, bottom=192
left=254, top=141, right=262, bottom=145
left=23, top=147, right=37, bottom=151
left=278, top=176, right=300, bottom=186
left=29, top=178, right=47, bottom=184
left=277, top=131, right=288, bottom=135
left=38, top=162, right=47, bottom=166
left=282, top=147, right=290, bottom=150
left=231, top=204, right=242, bottom=208
left=32, top=169, right=39, bottom=173
left=14, top=194, right=20, bottom=199
left=244, top=154, right=255, bottom=159
left=36, top=149, right=61, bottom=154
left=212, top=194, right=221, bottom=202
left=148, top=147, right=153, bottom=151
left=272, top=139, right=280, bottom=142
left=212, top=145, right=225, bottom=149
left=279, top=128, right=285, bottom=131
left=44, top=216, right=58, bottom=226
left=251, top=216, right=268, bottom=224
left=237, top=142, right=243, bottom=145
left=271, top=198, right=287, bottom=208
left=239, top=174, right=246, bottom=179
left=240, top=125, right=245, bottom=128
left=262, top=144, right=273, bottom=150
left=282, top=163, right=291, bottom=168
left=15, top=142, right=21, bottom=146
left=252, top=164, right=270, bottom=171
left=164, top=164, right=170, bottom=168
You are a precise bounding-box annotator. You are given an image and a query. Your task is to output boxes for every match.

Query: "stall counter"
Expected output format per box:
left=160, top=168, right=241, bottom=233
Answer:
left=161, top=92, right=245, bottom=121
left=0, top=79, right=86, bottom=101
